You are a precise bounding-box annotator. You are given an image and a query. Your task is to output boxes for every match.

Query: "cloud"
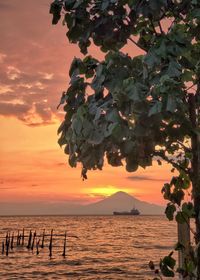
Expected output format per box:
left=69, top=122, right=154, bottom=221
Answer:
left=0, top=53, right=7, bottom=63
left=7, top=66, right=21, bottom=80
left=39, top=72, right=54, bottom=80
left=0, top=186, right=17, bottom=190
left=127, top=175, right=168, bottom=182
left=0, top=102, right=31, bottom=117
left=31, top=184, right=39, bottom=188
left=0, top=0, right=76, bottom=126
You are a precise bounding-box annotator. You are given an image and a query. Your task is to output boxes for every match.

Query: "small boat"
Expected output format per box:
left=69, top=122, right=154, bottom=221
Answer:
left=113, top=207, right=140, bottom=216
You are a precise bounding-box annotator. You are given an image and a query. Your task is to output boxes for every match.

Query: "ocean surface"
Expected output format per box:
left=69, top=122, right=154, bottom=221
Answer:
left=0, top=216, right=178, bottom=280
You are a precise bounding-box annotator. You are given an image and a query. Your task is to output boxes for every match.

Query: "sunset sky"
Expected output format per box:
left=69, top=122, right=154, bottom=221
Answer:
left=0, top=0, right=174, bottom=213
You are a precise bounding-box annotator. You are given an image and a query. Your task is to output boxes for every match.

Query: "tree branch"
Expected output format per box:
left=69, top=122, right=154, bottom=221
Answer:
left=186, top=82, right=197, bottom=92
left=154, top=151, right=189, bottom=174
left=150, top=19, right=158, bottom=36
left=177, top=140, right=191, bottom=153
left=158, top=21, right=164, bottom=34
left=128, top=37, right=147, bottom=52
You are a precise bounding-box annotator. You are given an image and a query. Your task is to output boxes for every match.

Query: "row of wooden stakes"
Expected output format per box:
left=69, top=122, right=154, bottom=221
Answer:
left=1, top=229, right=67, bottom=258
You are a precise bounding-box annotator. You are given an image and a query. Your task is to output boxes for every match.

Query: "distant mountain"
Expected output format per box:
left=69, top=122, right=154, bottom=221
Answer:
left=79, top=191, right=164, bottom=215
left=0, top=191, right=164, bottom=215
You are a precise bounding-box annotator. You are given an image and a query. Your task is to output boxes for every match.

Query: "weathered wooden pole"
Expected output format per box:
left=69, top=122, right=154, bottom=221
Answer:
left=41, top=229, right=45, bottom=248
left=31, top=231, right=36, bottom=251
left=11, top=233, right=14, bottom=250
left=36, top=239, right=40, bottom=255
left=6, top=233, right=10, bottom=256
left=22, top=228, right=25, bottom=246
left=19, top=234, right=21, bottom=246
left=178, top=220, right=191, bottom=280
left=49, top=229, right=53, bottom=258
left=62, top=231, right=67, bottom=258
left=27, top=230, right=32, bottom=249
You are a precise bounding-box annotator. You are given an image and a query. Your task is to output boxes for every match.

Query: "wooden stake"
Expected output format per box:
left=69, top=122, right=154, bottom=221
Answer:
left=62, top=231, right=67, bottom=258
left=49, top=229, right=53, bottom=258
left=6, top=234, right=10, bottom=256
left=178, top=220, right=191, bottom=280
left=27, top=230, right=32, bottom=249
left=19, top=234, right=21, bottom=246
left=31, top=231, right=36, bottom=251
left=22, top=228, right=25, bottom=246
left=36, top=239, right=40, bottom=255
left=11, top=233, right=14, bottom=250
left=41, top=229, right=45, bottom=248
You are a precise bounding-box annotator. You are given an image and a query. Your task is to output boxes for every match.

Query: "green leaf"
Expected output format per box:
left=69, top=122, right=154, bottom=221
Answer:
left=72, top=118, right=82, bottom=135
left=160, top=252, right=176, bottom=277
left=191, top=8, right=200, bottom=19
left=88, top=129, right=104, bottom=145
left=175, top=211, right=187, bottom=224
left=50, top=1, right=62, bottom=25
left=149, top=261, right=155, bottom=270
left=174, top=242, right=185, bottom=251
left=166, top=95, right=177, bottom=113
left=126, top=156, right=138, bottom=172
left=148, top=101, right=162, bottom=116
left=162, top=253, right=176, bottom=269
left=182, top=202, right=195, bottom=218
left=171, top=189, right=185, bottom=206
left=162, top=183, right=171, bottom=200
left=165, top=203, right=176, bottom=221
left=167, top=61, right=182, bottom=78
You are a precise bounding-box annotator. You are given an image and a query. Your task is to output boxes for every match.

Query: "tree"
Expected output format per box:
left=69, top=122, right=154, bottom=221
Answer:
left=50, top=0, right=200, bottom=278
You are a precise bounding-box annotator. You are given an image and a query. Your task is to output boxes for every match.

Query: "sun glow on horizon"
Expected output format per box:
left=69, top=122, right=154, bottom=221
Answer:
left=88, top=185, right=132, bottom=198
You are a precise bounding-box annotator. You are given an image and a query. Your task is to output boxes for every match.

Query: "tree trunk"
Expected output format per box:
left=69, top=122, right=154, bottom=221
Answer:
left=189, top=93, right=200, bottom=279
left=192, top=180, right=200, bottom=279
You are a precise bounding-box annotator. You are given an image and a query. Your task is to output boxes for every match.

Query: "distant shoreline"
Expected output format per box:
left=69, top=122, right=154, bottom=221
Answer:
left=0, top=214, right=165, bottom=217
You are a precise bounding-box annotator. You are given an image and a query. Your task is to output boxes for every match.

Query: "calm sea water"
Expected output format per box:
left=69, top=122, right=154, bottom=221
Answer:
left=0, top=216, right=178, bottom=280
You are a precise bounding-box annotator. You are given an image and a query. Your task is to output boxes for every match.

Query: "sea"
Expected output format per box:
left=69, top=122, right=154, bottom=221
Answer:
left=0, top=215, right=178, bottom=280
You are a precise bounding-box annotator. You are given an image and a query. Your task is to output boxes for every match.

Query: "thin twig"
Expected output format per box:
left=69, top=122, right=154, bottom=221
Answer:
left=150, top=19, right=158, bottom=35
left=154, top=151, right=189, bottom=174
left=177, top=140, right=191, bottom=153
left=128, top=37, right=147, bottom=52
left=186, top=82, right=197, bottom=92
left=158, top=21, right=164, bottom=34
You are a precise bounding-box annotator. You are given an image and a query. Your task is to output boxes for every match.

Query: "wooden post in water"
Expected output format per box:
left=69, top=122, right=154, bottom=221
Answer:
left=22, top=228, right=25, bottom=246
left=178, top=220, right=191, bottom=280
left=11, top=233, right=14, bottom=250
left=31, top=231, right=36, bottom=251
left=36, top=239, right=40, bottom=255
left=27, top=230, right=32, bottom=249
left=62, top=231, right=67, bottom=258
left=41, top=229, right=45, bottom=248
left=6, top=233, right=10, bottom=256
left=19, top=234, right=21, bottom=246
left=49, top=229, right=53, bottom=258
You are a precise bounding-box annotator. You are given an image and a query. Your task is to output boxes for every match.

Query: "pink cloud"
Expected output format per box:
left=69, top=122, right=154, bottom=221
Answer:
left=0, top=0, right=79, bottom=126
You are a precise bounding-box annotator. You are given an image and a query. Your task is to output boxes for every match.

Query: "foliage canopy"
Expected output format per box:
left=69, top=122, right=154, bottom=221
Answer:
left=50, top=0, right=200, bottom=277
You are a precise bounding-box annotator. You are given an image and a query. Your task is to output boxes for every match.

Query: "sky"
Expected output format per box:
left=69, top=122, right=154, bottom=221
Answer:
left=0, top=0, right=174, bottom=214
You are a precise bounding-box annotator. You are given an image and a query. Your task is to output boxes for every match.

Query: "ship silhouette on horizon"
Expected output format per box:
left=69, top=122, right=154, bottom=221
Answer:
left=113, top=206, right=140, bottom=216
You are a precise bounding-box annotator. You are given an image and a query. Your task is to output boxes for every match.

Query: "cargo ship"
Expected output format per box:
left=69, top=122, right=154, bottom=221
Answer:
left=113, top=207, right=140, bottom=216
